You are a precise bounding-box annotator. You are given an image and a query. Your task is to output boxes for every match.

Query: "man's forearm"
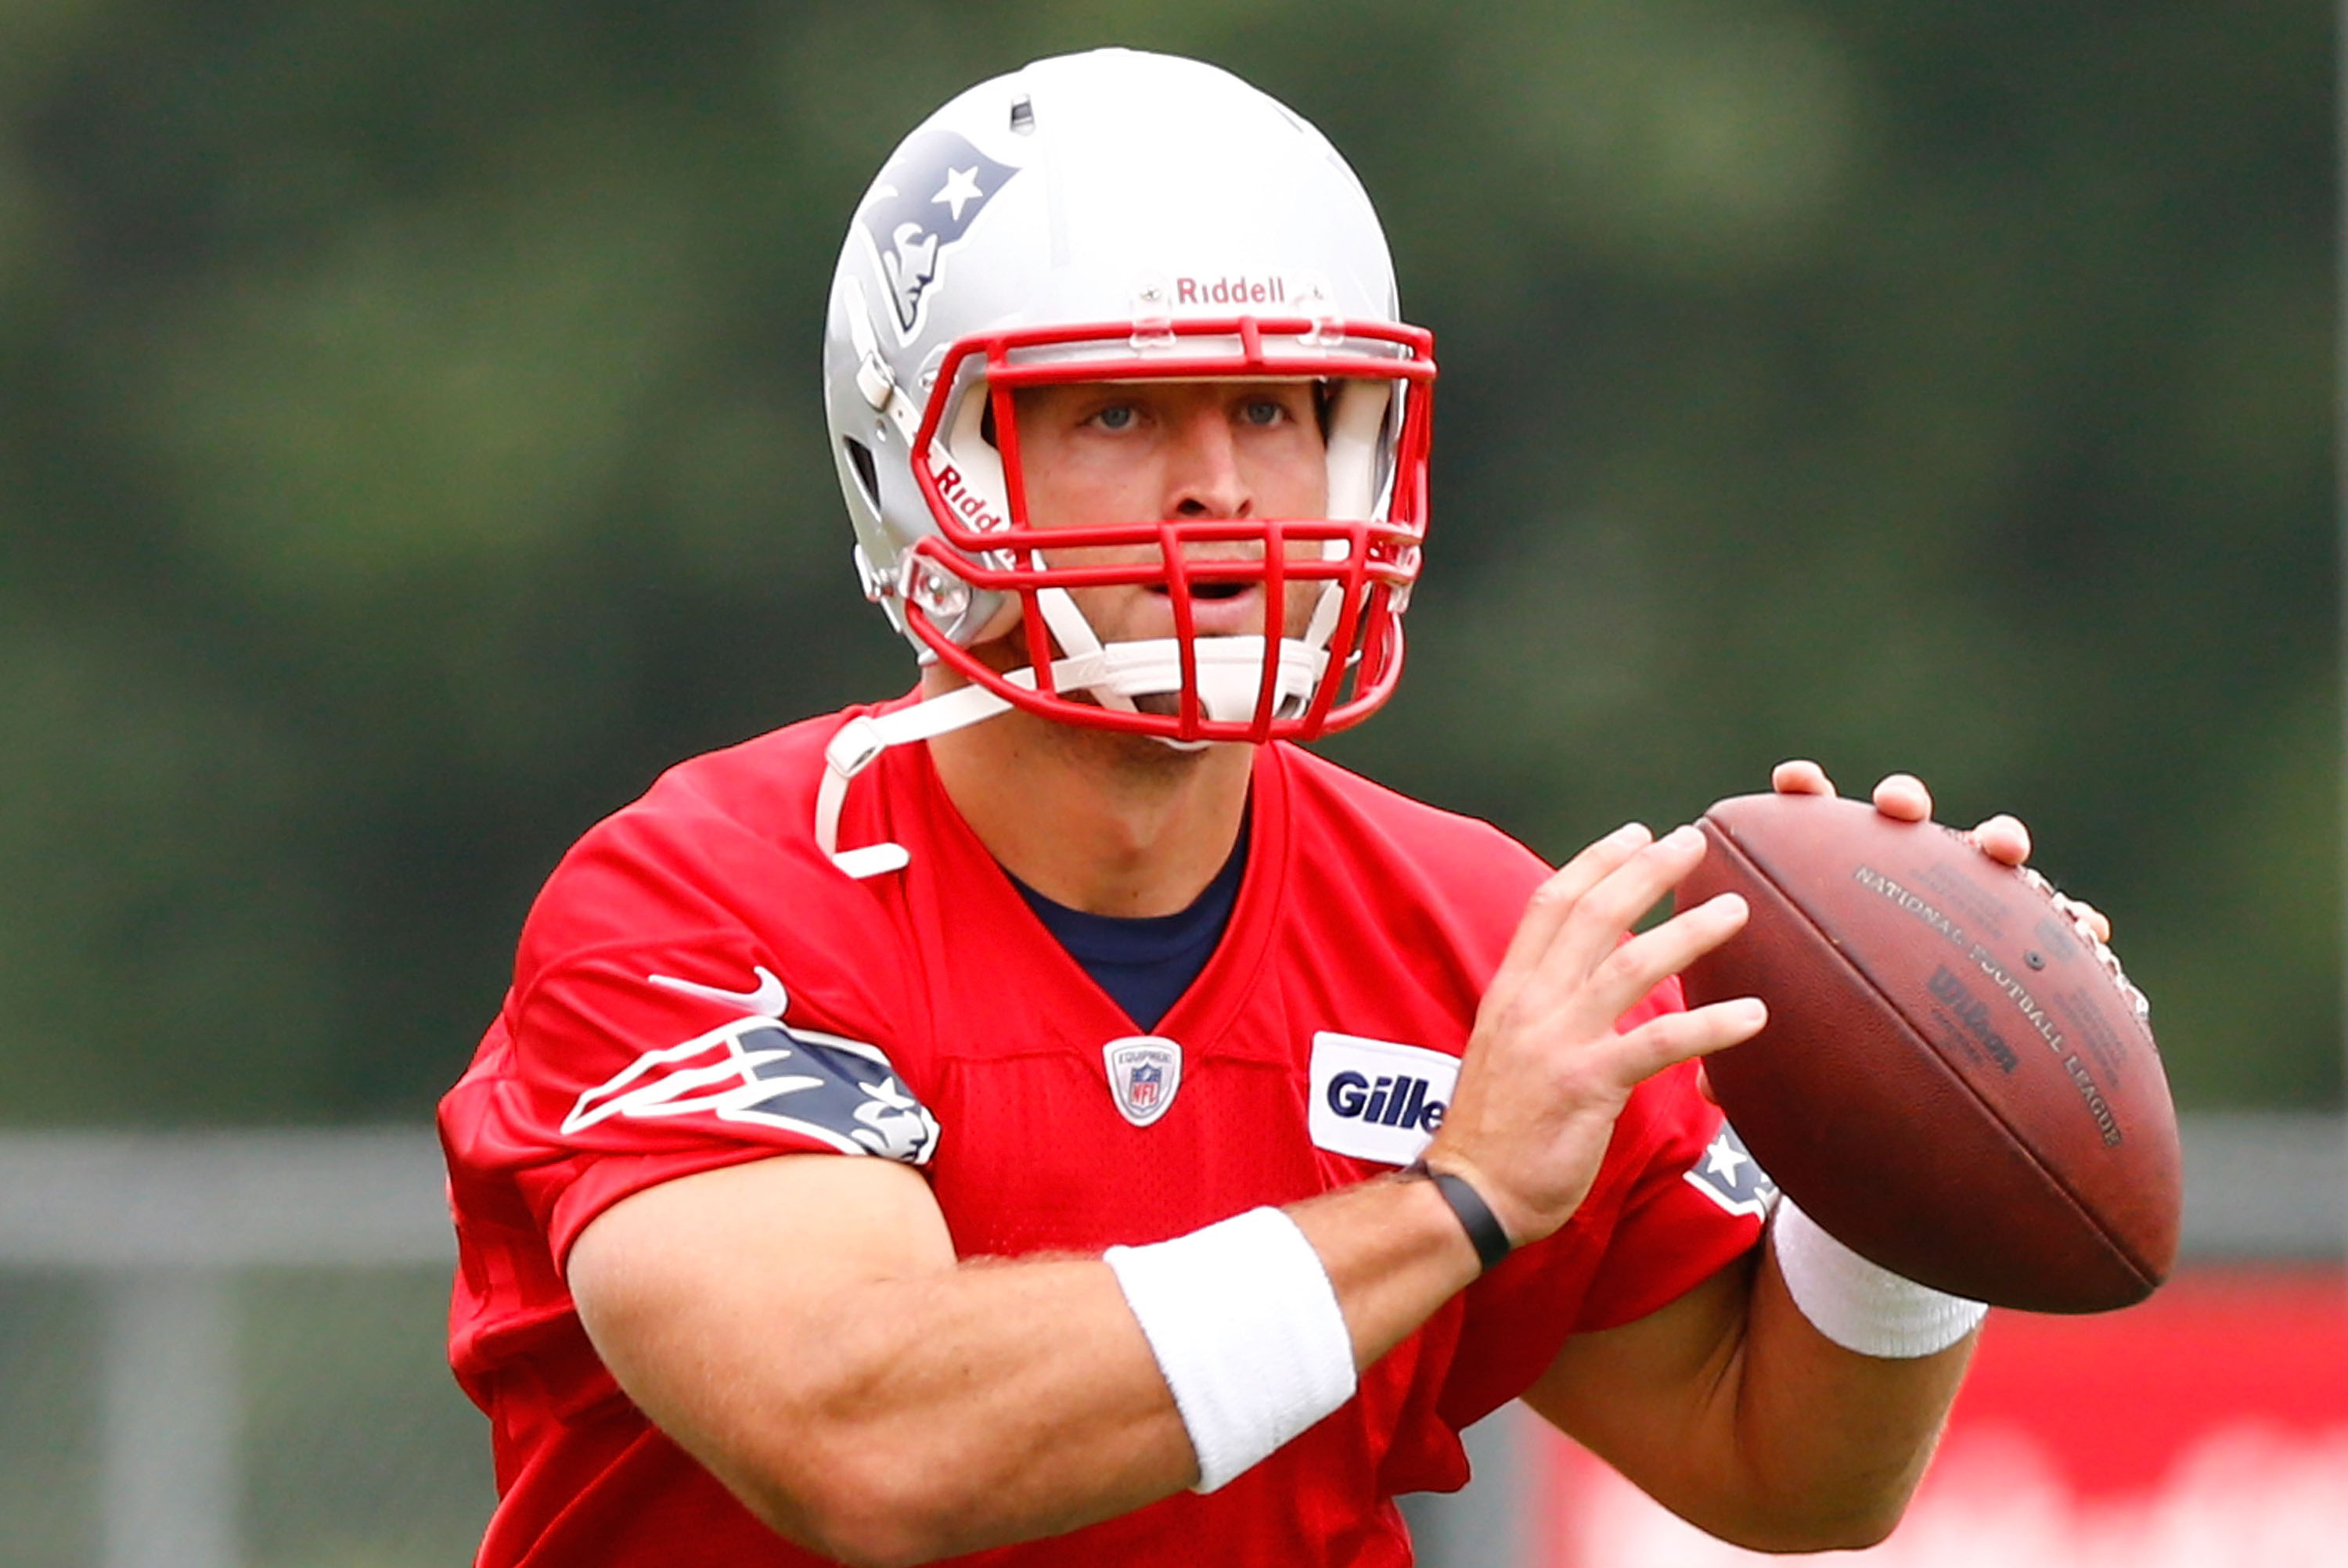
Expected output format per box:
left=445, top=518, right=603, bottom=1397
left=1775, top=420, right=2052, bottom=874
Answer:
left=739, top=1256, right=1196, bottom=1563
left=1529, top=1240, right=1975, bottom=1555
left=767, top=1178, right=1482, bottom=1555
left=1722, top=1242, right=1975, bottom=1550
left=574, top=1160, right=1482, bottom=1566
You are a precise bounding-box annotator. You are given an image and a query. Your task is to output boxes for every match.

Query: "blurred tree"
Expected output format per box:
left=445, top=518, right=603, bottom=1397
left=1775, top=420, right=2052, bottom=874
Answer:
left=0, top=0, right=2332, bottom=1120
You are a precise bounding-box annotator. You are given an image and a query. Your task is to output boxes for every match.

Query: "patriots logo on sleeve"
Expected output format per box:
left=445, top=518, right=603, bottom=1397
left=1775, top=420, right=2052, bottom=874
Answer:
left=563, top=1015, right=940, bottom=1165
left=1684, top=1121, right=1778, bottom=1218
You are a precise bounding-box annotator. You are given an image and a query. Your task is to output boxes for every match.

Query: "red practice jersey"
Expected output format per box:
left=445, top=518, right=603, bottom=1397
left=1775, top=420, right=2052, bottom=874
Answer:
left=440, top=703, right=1770, bottom=1567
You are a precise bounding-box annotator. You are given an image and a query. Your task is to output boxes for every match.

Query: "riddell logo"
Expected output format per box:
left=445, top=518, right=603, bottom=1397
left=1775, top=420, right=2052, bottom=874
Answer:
left=1324, top=1070, right=1446, bottom=1133
left=1175, top=275, right=1289, bottom=306
left=932, top=460, right=1006, bottom=531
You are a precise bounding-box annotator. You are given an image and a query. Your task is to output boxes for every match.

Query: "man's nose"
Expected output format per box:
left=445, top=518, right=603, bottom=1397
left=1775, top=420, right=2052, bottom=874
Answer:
left=1164, top=403, right=1251, bottom=520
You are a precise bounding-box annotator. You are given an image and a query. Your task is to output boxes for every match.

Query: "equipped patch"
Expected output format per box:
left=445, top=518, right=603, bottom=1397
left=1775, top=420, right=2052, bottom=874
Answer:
left=1104, top=1035, right=1183, bottom=1128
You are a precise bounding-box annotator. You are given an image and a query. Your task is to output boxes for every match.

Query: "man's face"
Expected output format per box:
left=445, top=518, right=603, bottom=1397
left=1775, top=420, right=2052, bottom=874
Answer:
left=1007, top=379, right=1330, bottom=653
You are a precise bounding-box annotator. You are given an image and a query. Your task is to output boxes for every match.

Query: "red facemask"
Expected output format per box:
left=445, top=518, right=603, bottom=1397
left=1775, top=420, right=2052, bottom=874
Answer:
left=897, top=312, right=1436, bottom=746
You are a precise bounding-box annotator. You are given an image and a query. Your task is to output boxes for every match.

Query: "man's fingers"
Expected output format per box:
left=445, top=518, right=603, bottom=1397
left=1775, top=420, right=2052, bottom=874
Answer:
left=1489, top=823, right=1654, bottom=1003
left=1771, top=759, right=1835, bottom=797
left=1871, top=773, right=1933, bottom=822
left=1606, top=996, right=1768, bottom=1084
left=2054, top=891, right=2113, bottom=944
left=1969, top=813, right=2032, bottom=867
left=1536, top=825, right=1710, bottom=991
left=1581, top=890, right=1748, bottom=1022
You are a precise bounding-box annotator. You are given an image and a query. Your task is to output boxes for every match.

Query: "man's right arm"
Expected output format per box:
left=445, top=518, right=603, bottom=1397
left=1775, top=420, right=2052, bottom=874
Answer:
left=568, top=1142, right=1486, bottom=1565
left=567, top=822, right=1759, bottom=1567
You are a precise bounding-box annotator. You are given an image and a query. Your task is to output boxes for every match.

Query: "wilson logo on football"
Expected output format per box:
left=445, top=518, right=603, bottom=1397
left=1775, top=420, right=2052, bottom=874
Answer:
left=564, top=1015, right=939, bottom=1164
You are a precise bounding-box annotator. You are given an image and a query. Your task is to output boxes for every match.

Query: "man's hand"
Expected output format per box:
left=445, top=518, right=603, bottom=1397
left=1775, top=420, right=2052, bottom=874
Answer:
left=1423, top=822, right=1769, bottom=1247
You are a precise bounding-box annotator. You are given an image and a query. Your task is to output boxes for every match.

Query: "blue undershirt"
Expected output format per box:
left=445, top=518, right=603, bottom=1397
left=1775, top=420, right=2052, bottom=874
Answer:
left=1010, top=815, right=1251, bottom=1032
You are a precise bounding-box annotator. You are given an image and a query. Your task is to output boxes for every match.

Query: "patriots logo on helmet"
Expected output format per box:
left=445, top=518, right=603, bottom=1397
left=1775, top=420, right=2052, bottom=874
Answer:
left=857, top=128, right=1020, bottom=340
left=564, top=1014, right=940, bottom=1164
left=1684, top=1121, right=1778, bottom=1218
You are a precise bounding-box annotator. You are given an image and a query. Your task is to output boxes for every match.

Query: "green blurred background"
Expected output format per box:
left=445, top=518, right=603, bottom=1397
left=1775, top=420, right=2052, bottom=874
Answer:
left=0, top=0, right=2335, bottom=1126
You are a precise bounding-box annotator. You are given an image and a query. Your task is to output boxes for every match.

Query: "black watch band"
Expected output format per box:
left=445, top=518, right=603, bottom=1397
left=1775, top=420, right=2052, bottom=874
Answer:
left=1402, top=1159, right=1513, bottom=1272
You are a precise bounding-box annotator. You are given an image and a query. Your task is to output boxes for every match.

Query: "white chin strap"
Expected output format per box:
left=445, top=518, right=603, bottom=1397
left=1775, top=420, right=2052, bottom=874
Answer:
left=816, top=584, right=1345, bottom=879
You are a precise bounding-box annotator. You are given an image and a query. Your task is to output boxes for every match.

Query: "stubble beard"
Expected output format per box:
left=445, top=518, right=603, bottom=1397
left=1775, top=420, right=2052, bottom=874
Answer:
left=1040, top=700, right=1232, bottom=781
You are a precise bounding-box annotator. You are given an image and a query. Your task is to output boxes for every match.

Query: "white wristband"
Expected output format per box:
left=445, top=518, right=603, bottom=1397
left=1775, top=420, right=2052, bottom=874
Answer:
left=1771, top=1196, right=1986, bottom=1359
left=1104, top=1207, right=1358, bottom=1493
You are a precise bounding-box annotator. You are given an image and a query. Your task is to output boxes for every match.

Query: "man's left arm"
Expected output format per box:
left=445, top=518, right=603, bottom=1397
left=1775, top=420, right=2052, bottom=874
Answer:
left=1524, top=762, right=2105, bottom=1552
left=1525, top=1219, right=1972, bottom=1552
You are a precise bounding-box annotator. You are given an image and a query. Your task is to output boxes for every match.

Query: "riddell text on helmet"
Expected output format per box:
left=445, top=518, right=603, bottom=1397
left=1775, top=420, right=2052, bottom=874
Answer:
left=1175, top=275, right=1290, bottom=306
left=932, top=461, right=1008, bottom=533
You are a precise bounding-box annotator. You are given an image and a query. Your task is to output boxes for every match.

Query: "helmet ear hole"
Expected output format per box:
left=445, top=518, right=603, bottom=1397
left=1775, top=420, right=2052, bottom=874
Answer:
left=843, top=437, right=882, bottom=512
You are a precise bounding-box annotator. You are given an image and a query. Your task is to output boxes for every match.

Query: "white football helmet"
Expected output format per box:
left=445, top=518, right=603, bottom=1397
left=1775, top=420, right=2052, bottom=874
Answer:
left=816, top=49, right=1435, bottom=874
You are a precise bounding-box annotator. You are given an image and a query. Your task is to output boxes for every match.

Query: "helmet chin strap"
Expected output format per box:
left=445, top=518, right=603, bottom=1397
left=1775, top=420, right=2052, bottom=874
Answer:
left=816, top=581, right=1348, bottom=879
left=1035, top=585, right=1340, bottom=746
left=1034, top=586, right=1140, bottom=715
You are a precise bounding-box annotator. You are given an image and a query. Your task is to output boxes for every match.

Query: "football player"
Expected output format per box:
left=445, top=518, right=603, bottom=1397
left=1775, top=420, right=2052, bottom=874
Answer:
left=441, top=49, right=2076, bottom=1567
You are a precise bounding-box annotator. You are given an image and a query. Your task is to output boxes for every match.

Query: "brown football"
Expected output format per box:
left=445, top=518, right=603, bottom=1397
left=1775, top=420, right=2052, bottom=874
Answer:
left=1679, top=792, right=2181, bottom=1313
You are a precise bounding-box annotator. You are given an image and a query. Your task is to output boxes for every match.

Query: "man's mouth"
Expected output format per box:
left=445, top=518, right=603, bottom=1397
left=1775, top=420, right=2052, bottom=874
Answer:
left=1146, top=581, right=1251, bottom=599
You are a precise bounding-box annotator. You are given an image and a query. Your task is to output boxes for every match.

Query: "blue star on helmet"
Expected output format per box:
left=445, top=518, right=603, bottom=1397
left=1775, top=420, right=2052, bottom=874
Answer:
left=932, top=167, right=985, bottom=221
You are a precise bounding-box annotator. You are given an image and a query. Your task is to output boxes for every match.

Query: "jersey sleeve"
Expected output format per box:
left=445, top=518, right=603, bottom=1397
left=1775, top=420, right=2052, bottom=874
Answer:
left=447, top=777, right=939, bottom=1271
left=1568, top=1074, right=1763, bottom=1331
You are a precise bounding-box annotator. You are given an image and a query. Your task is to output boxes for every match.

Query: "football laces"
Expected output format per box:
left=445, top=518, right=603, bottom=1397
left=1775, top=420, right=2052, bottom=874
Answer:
left=2018, top=867, right=2150, bottom=1025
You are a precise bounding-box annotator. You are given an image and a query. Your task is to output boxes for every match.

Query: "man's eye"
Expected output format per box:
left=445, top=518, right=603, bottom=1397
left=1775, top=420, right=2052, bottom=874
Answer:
left=1241, top=400, right=1285, bottom=426
left=1092, top=405, right=1137, bottom=431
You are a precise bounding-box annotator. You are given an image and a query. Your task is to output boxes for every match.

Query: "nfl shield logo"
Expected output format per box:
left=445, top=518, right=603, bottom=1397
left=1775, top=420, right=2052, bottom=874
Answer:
left=1103, top=1036, right=1183, bottom=1128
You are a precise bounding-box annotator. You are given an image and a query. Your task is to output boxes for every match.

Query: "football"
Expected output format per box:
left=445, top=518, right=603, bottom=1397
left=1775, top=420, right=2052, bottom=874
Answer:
left=1678, top=792, right=2181, bottom=1314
